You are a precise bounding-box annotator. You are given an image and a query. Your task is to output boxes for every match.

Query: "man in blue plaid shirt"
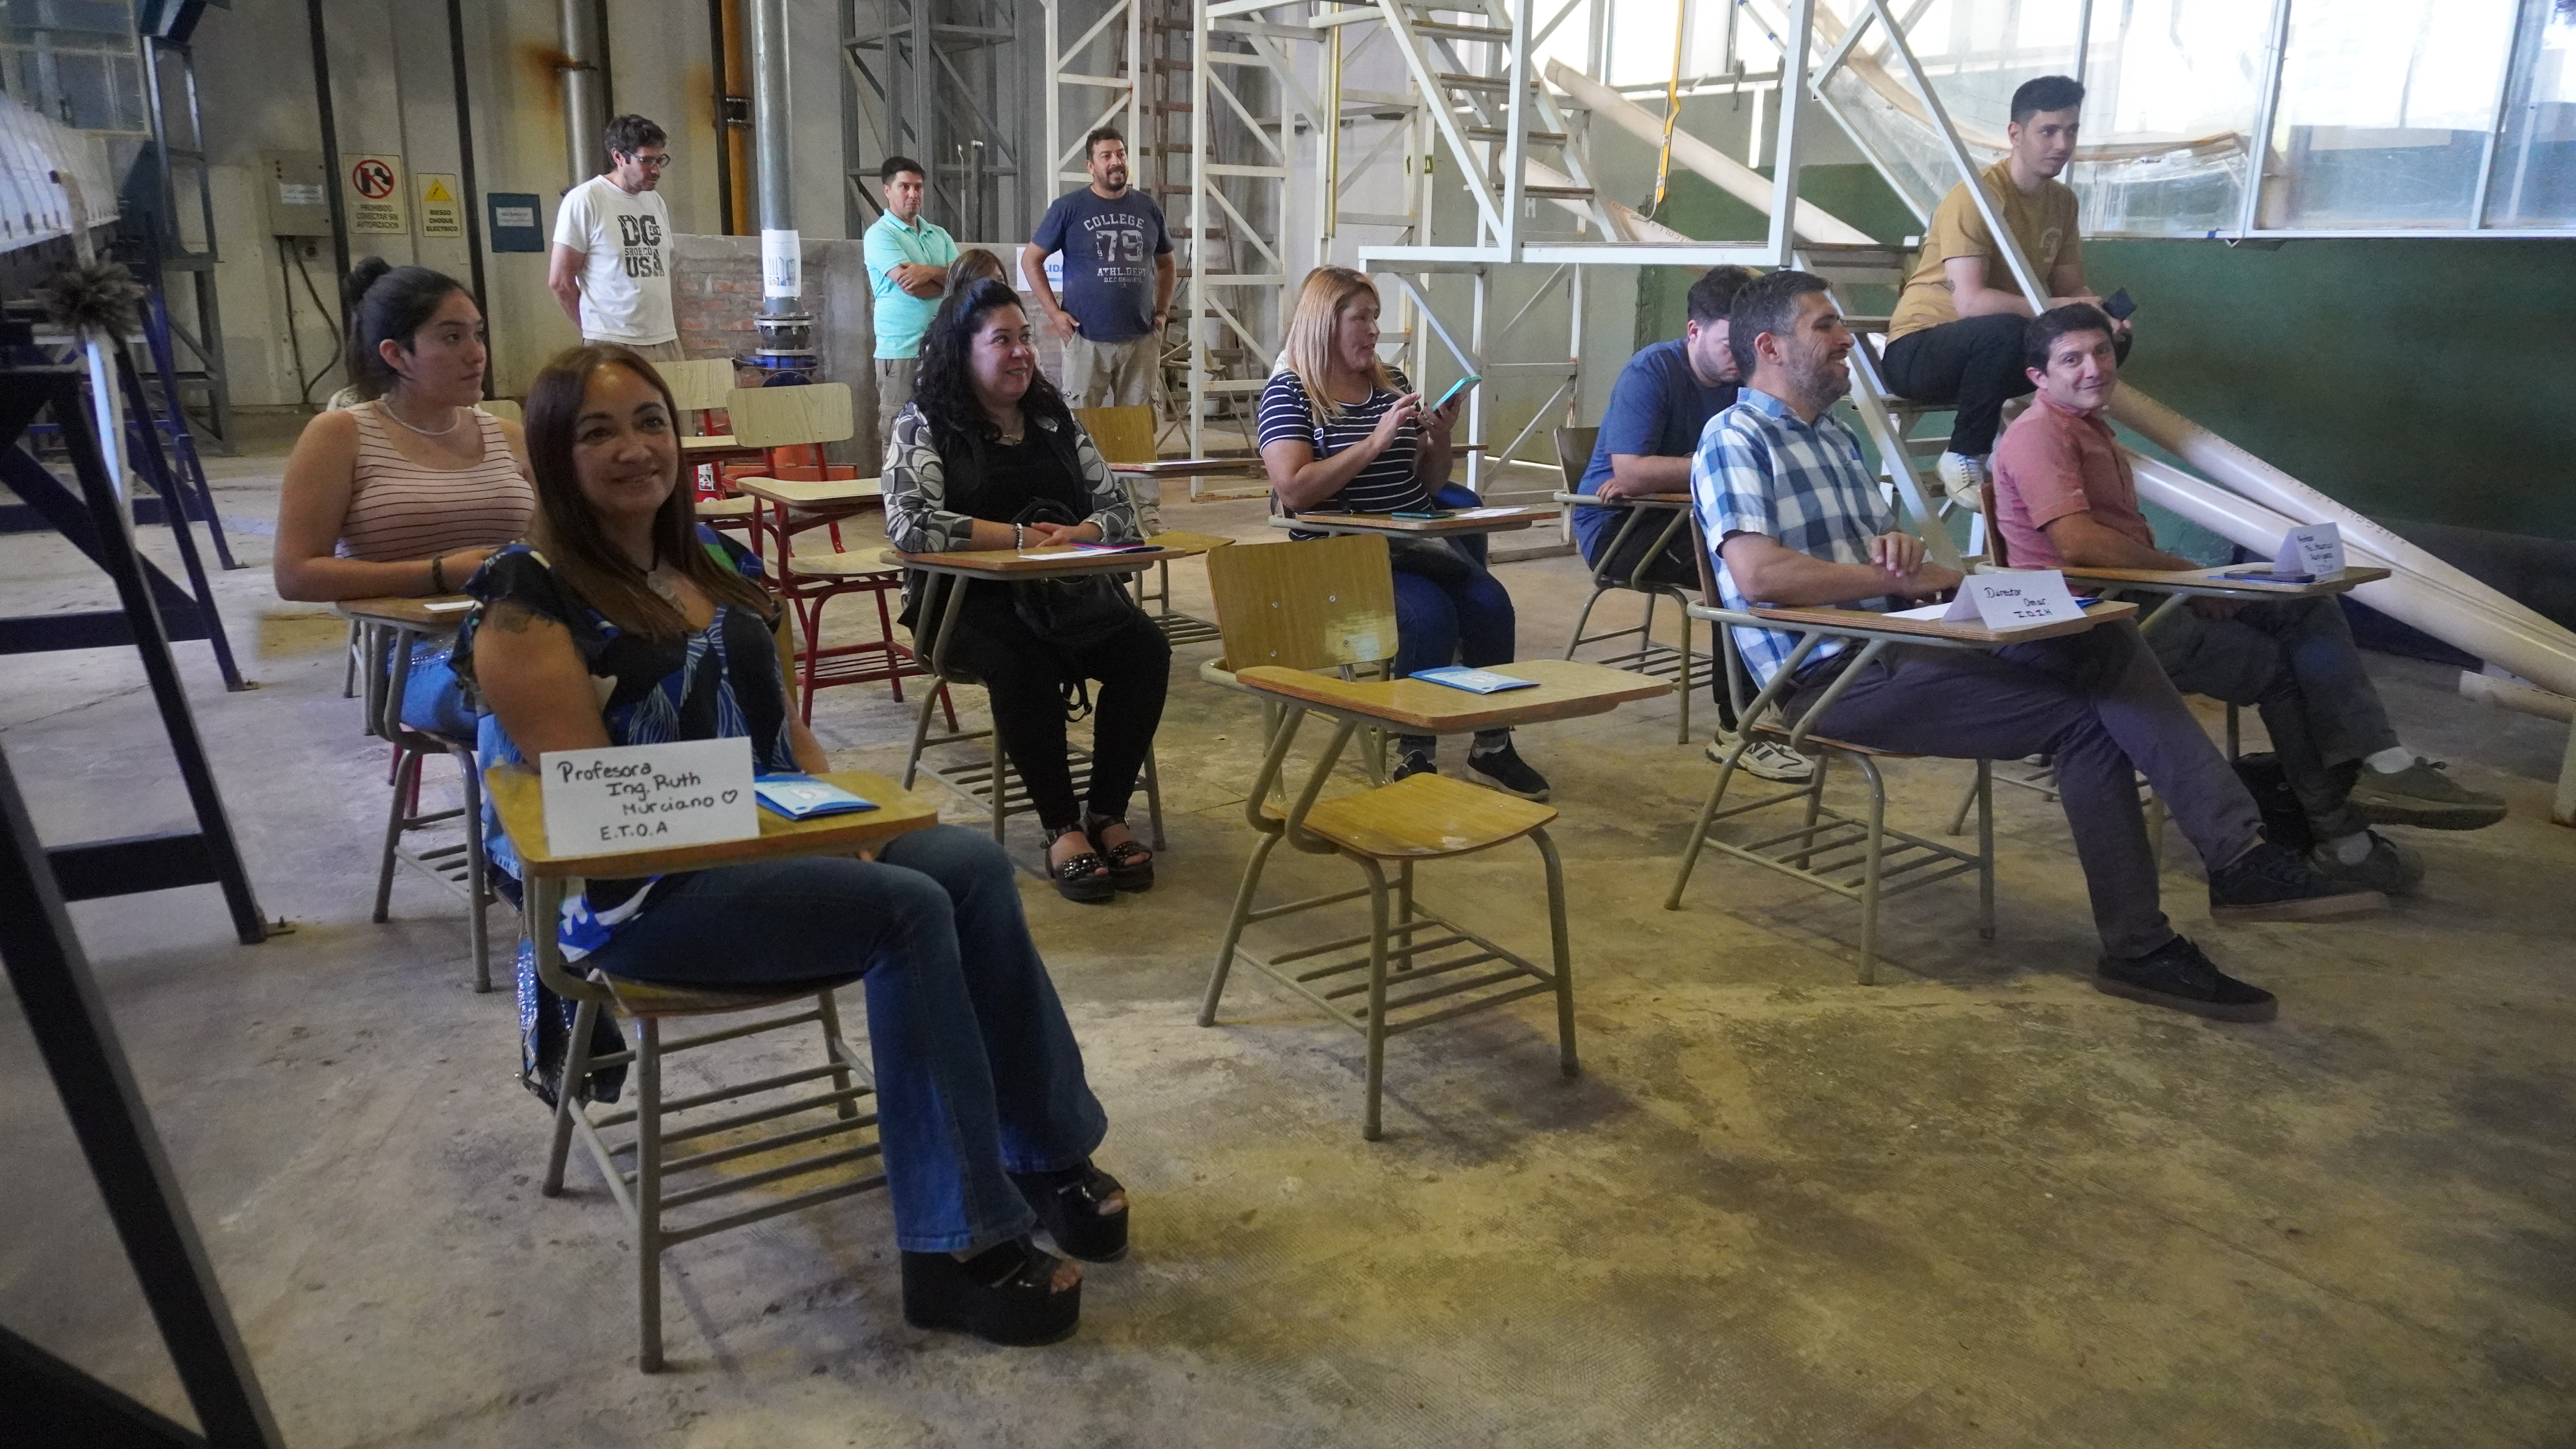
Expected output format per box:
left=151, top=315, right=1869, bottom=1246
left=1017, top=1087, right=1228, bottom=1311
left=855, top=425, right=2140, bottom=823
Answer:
left=1691, top=270, right=2382, bottom=1023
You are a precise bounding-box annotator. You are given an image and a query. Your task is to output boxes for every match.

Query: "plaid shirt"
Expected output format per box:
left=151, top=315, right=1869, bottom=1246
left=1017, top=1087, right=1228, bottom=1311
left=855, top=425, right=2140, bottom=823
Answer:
left=1690, top=386, right=1897, bottom=689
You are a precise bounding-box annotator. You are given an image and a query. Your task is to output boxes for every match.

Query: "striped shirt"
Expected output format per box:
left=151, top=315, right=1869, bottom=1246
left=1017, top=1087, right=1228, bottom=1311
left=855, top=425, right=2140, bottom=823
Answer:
left=1691, top=386, right=1897, bottom=689
left=337, top=402, right=534, bottom=564
left=1258, top=367, right=1425, bottom=538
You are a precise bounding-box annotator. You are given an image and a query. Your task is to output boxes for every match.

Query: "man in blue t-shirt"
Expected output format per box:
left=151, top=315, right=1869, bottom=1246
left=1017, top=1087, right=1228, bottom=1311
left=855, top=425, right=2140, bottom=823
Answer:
left=1576, top=264, right=1807, bottom=780
left=1022, top=127, right=1176, bottom=412
left=1575, top=265, right=1751, bottom=583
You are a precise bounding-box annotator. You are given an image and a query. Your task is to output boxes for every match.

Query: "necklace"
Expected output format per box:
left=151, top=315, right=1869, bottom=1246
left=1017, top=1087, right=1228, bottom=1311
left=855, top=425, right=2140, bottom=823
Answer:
left=645, top=563, right=682, bottom=605
left=380, top=395, right=466, bottom=437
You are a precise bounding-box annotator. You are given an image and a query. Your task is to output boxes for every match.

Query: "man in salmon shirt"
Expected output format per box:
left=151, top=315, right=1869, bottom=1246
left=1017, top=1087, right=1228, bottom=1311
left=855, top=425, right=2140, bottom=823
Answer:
left=1990, top=304, right=2507, bottom=896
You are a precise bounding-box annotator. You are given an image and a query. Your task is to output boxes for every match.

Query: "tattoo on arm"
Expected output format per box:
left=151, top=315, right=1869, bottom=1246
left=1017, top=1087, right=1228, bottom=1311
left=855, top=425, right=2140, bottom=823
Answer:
left=487, top=600, right=541, bottom=634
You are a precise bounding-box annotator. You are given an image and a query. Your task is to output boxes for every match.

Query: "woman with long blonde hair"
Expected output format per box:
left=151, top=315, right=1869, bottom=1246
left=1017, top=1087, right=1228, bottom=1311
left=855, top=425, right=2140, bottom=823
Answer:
left=1255, top=266, right=1550, bottom=801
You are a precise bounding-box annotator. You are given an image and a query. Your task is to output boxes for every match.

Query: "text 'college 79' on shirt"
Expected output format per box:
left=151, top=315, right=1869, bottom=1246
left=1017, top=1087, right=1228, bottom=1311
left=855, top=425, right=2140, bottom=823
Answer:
left=1258, top=367, right=1428, bottom=538
left=1031, top=187, right=1173, bottom=342
left=551, top=175, right=676, bottom=344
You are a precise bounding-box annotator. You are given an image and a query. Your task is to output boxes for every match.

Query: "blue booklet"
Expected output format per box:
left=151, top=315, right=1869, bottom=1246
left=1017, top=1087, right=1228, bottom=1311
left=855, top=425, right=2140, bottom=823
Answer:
left=1411, top=666, right=1539, bottom=694
left=753, top=775, right=880, bottom=820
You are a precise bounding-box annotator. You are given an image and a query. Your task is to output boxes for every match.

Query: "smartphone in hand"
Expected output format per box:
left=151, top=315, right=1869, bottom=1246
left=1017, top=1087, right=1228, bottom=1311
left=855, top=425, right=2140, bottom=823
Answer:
left=2101, top=288, right=2136, bottom=321
left=1431, top=374, right=1481, bottom=411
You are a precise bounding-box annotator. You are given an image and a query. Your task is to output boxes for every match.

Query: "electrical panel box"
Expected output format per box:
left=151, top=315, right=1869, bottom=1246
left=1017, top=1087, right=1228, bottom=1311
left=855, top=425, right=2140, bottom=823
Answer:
left=259, top=151, right=331, bottom=237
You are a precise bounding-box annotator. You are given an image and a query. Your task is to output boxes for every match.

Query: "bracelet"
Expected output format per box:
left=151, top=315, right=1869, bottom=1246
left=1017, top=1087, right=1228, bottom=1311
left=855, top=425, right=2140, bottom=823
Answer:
left=429, top=555, right=449, bottom=594
left=1012, top=523, right=1025, bottom=550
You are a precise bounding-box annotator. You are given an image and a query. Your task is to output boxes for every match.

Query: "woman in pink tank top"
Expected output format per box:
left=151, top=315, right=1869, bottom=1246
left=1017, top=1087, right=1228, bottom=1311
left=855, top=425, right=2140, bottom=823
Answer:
left=276, top=261, right=536, bottom=734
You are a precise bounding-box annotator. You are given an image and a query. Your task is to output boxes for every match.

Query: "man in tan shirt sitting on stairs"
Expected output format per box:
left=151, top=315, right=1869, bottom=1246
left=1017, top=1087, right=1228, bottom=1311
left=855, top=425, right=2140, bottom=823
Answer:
left=1880, top=75, right=2128, bottom=513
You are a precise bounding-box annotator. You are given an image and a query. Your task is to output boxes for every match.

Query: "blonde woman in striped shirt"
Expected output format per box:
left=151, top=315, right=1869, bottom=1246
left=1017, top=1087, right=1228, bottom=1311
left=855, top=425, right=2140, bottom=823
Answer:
left=275, top=261, right=534, bottom=735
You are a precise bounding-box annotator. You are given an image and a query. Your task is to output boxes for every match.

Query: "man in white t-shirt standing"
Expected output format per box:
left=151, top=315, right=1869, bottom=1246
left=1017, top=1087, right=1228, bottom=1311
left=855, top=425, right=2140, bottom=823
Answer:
left=548, top=114, right=683, bottom=362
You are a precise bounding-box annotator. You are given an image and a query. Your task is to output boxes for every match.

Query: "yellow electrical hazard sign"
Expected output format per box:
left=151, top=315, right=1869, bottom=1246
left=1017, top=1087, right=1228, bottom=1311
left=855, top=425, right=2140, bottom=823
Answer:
left=418, top=172, right=464, bottom=238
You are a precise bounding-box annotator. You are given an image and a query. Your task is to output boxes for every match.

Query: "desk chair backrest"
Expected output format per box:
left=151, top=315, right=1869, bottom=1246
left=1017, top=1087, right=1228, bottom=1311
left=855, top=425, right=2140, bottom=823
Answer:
left=1206, top=535, right=1398, bottom=676
left=727, top=383, right=856, bottom=448
left=1074, top=405, right=1157, bottom=466
left=1552, top=425, right=1599, bottom=488
left=1688, top=512, right=1762, bottom=725
left=661, top=358, right=738, bottom=416
left=1980, top=480, right=2007, bottom=567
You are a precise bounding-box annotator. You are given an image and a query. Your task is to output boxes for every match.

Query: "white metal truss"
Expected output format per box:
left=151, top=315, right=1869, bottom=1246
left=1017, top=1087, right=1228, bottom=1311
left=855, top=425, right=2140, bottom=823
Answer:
left=1184, top=4, right=1295, bottom=464
left=1042, top=0, right=1142, bottom=191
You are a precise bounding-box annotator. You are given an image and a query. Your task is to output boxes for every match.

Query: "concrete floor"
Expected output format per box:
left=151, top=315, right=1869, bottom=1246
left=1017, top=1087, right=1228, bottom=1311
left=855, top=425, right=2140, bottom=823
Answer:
left=5, top=436, right=2574, bottom=1447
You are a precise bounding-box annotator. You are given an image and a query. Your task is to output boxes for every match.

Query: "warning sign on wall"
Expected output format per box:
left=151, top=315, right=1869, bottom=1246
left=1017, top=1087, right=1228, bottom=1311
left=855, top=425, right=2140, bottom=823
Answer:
left=346, top=154, right=407, bottom=234
left=417, top=172, right=463, bottom=238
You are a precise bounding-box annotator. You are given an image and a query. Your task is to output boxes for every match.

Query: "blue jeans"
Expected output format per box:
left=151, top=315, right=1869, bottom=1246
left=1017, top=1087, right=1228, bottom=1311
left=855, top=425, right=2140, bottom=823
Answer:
left=398, top=636, right=477, bottom=739
left=582, top=824, right=1109, bottom=1252
left=1391, top=552, right=1517, bottom=753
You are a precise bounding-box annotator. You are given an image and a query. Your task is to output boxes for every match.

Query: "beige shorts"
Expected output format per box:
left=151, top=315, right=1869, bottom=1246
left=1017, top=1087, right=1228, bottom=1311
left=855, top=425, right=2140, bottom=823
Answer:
left=875, top=356, right=921, bottom=456
left=1060, top=334, right=1160, bottom=409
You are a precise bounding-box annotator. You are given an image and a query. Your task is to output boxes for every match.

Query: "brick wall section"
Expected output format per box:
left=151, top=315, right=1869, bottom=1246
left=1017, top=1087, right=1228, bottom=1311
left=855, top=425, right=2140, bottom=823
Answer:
left=671, top=234, right=878, bottom=466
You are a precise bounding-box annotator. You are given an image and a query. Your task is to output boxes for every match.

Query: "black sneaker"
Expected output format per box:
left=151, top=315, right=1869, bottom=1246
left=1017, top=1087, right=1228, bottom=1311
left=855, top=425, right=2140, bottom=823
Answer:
left=1390, top=748, right=1437, bottom=783
left=2095, top=936, right=2278, bottom=1023
left=2207, top=840, right=2385, bottom=923
left=1465, top=738, right=1550, bottom=801
left=2310, top=830, right=2424, bottom=896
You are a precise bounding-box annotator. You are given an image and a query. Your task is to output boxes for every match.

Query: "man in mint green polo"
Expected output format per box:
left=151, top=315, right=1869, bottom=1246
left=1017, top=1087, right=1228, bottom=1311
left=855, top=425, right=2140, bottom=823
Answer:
left=864, top=155, right=957, bottom=452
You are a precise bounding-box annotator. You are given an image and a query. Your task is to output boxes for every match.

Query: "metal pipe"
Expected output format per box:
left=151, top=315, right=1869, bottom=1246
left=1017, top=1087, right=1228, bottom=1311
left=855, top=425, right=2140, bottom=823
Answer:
left=303, top=0, right=351, bottom=296
left=446, top=0, right=491, bottom=397
left=709, top=0, right=733, bottom=233
left=750, top=0, right=792, bottom=236
left=560, top=0, right=606, bottom=188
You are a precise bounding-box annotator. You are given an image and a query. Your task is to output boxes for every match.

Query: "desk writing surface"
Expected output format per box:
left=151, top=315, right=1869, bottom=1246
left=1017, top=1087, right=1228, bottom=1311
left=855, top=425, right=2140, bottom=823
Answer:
left=487, top=767, right=937, bottom=878
left=1747, top=598, right=2136, bottom=646
left=733, top=476, right=884, bottom=508
left=1555, top=490, right=1692, bottom=508
left=1273, top=505, right=1557, bottom=536
left=337, top=595, right=474, bottom=629
left=1236, top=658, right=1669, bottom=732
left=680, top=433, right=745, bottom=452
left=1143, top=529, right=1238, bottom=553
left=2057, top=564, right=2390, bottom=597
left=1112, top=457, right=1270, bottom=480
left=883, top=543, right=1208, bottom=574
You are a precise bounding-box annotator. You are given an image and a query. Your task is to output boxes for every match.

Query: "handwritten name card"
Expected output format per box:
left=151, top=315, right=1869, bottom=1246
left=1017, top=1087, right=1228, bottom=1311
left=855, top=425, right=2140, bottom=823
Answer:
left=540, top=737, right=759, bottom=856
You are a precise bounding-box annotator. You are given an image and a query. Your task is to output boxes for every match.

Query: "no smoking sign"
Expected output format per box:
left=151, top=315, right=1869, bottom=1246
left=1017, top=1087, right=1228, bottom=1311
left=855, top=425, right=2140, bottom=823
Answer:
left=345, top=153, right=408, bottom=234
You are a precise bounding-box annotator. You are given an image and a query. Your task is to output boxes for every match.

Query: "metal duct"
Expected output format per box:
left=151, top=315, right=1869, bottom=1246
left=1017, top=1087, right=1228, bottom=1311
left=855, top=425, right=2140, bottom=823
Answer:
left=559, top=0, right=605, bottom=188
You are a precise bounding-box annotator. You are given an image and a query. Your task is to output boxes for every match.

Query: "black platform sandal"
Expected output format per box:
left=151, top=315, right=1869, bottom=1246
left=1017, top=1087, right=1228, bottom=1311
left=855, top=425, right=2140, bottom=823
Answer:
left=1010, top=1158, right=1130, bottom=1262
left=1045, top=825, right=1114, bottom=904
left=899, top=1236, right=1081, bottom=1346
left=1083, top=812, right=1154, bottom=893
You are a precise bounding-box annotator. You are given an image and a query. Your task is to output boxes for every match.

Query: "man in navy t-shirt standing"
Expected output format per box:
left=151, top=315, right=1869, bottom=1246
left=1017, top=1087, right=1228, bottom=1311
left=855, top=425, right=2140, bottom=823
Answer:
left=1575, top=264, right=1808, bottom=781
left=1022, top=127, right=1176, bottom=412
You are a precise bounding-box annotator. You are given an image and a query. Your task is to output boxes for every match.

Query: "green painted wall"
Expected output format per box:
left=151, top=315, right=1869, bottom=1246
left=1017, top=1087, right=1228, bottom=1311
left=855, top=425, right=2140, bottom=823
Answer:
left=1637, top=165, right=2576, bottom=541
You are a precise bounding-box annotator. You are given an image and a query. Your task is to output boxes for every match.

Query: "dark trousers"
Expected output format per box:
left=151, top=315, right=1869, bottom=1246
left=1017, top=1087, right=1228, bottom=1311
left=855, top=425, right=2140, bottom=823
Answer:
left=1881, top=313, right=2132, bottom=456
left=585, top=825, right=1109, bottom=1252
left=1390, top=552, right=1517, bottom=753
left=938, top=585, right=1171, bottom=831
left=2147, top=597, right=2399, bottom=840
left=1792, top=620, right=2263, bottom=958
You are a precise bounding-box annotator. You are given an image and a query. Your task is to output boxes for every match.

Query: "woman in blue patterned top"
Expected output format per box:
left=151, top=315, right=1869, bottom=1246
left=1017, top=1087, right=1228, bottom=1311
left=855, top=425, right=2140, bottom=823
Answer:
left=459, top=345, right=1125, bottom=1348
left=1256, top=266, right=1551, bottom=800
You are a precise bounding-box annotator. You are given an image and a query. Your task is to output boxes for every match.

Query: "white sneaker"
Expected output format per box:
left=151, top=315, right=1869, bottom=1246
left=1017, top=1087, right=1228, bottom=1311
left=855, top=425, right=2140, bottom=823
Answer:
left=1707, top=731, right=1816, bottom=783
left=1936, top=451, right=1990, bottom=512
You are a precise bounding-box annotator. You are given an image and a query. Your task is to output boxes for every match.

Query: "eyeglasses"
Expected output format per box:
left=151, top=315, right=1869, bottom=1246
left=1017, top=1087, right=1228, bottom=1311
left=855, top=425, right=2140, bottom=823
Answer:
left=621, top=153, right=674, bottom=170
